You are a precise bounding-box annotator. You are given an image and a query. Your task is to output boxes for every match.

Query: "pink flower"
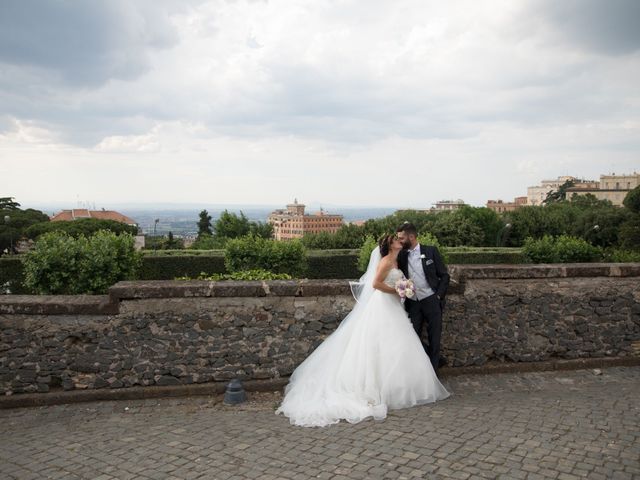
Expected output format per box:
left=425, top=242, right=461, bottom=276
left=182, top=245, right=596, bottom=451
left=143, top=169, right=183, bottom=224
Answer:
left=395, top=278, right=415, bottom=299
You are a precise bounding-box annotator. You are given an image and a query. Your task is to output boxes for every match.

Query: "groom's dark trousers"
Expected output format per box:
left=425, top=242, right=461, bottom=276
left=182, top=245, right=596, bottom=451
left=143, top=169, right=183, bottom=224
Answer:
left=398, top=244, right=450, bottom=372
left=405, top=295, right=442, bottom=371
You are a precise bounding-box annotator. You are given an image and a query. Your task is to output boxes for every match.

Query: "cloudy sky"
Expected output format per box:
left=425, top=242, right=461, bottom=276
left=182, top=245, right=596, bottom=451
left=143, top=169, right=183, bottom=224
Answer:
left=1, top=0, right=639, bottom=209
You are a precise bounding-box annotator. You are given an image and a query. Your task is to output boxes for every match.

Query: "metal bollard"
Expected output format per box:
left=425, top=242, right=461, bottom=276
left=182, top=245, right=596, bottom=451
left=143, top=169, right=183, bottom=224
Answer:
left=223, top=378, right=247, bottom=405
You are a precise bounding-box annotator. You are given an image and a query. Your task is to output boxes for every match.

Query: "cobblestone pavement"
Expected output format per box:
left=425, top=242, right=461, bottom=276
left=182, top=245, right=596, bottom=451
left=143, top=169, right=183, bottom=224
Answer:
left=1, top=367, right=639, bottom=480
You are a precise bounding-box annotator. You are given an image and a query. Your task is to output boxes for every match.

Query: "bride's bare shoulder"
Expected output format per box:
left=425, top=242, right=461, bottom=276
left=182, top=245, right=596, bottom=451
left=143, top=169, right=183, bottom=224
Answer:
left=377, top=256, right=393, bottom=271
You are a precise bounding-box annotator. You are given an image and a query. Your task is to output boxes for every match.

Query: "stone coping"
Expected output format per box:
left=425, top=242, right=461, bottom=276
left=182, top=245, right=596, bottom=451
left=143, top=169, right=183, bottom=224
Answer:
left=0, top=295, right=118, bottom=316
left=1, top=263, right=638, bottom=315
left=449, top=262, right=640, bottom=279
left=108, top=279, right=351, bottom=301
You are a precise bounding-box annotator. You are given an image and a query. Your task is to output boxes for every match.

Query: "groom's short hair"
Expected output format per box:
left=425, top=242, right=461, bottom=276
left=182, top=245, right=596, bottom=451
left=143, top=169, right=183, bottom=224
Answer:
left=397, top=222, right=418, bottom=236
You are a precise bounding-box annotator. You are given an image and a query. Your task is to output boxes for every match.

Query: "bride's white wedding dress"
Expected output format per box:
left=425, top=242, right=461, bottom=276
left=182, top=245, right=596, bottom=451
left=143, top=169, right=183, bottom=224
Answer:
left=276, top=252, right=450, bottom=427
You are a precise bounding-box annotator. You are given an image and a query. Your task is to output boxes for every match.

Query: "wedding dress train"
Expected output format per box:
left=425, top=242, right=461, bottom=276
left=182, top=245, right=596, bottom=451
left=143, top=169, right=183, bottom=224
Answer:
left=275, top=264, right=450, bottom=427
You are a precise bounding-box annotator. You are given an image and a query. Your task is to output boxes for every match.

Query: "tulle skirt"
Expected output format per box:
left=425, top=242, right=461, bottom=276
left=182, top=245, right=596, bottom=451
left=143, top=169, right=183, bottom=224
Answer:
left=275, top=290, right=450, bottom=427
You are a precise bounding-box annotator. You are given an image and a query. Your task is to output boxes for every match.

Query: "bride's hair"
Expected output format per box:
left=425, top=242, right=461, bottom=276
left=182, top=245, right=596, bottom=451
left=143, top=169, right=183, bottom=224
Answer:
left=378, top=234, right=395, bottom=257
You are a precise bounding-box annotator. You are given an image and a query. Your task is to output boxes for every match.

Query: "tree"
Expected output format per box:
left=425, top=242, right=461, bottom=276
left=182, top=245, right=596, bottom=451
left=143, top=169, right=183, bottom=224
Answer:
left=165, top=231, right=184, bottom=249
left=456, top=206, right=504, bottom=246
left=431, top=211, right=484, bottom=247
left=623, top=185, right=640, bottom=214
left=334, top=223, right=367, bottom=248
left=619, top=218, right=640, bottom=250
left=362, top=210, right=437, bottom=240
left=0, top=205, right=50, bottom=254
left=214, top=210, right=251, bottom=238
left=249, top=221, right=274, bottom=239
left=25, top=218, right=138, bottom=239
left=504, top=204, right=575, bottom=247
left=0, top=197, right=20, bottom=210
left=570, top=193, right=612, bottom=209
left=570, top=201, right=632, bottom=248
left=197, top=209, right=213, bottom=237
left=303, top=231, right=337, bottom=249
left=543, top=179, right=576, bottom=204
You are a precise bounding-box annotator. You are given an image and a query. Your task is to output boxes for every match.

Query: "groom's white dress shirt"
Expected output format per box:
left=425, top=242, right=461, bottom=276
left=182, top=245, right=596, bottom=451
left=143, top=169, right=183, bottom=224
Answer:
left=407, top=243, right=435, bottom=301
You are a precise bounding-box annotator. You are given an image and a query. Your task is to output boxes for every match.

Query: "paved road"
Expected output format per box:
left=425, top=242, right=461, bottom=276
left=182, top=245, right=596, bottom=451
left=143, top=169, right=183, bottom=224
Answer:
left=1, top=367, right=639, bottom=480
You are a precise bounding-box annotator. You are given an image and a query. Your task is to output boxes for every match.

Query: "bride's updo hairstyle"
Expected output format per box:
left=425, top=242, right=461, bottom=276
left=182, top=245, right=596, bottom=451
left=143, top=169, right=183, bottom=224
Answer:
left=378, top=234, right=395, bottom=257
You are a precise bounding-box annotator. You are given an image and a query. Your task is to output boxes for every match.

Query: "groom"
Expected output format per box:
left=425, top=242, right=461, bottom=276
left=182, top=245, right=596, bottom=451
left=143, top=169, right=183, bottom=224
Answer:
left=396, top=222, right=450, bottom=372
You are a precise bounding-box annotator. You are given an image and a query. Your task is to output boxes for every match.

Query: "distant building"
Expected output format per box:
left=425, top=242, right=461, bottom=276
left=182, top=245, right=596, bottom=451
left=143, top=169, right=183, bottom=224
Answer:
left=527, top=176, right=598, bottom=205
left=51, top=208, right=144, bottom=250
left=432, top=199, right=467, bottom=211
left=51, top=209, right=138, bottom=227
left=566, top=172, right=640, bottom=206
left=395, top=199, right=467, bottom=216
left=268, top=199, right=344, bottom=240
left=486, top=196, right=528, bottom=213
left=527, top=176, right=575, bottom=206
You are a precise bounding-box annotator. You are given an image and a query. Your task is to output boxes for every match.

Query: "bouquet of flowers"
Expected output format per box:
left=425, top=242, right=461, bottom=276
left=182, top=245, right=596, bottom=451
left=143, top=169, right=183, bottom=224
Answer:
left=395, top=278, right=415, bottom=299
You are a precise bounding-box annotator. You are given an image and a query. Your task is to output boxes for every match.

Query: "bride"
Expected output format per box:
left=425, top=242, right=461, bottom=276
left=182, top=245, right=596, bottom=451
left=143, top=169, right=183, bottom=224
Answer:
left=276, top=233, right=450, bottom=427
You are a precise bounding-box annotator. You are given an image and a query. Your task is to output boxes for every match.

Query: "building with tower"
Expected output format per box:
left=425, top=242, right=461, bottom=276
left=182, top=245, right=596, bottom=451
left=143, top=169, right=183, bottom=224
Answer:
left=268, top=199, right=344, bottom=240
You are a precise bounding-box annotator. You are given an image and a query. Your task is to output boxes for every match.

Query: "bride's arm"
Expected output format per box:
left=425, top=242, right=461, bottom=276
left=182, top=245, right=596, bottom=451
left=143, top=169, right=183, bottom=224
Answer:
left=372, top=260, right=397, bottom=295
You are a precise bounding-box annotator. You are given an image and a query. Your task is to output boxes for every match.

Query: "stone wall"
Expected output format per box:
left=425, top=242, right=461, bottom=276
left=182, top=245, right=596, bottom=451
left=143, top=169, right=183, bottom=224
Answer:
left=1, top=264, right=639, bottom=396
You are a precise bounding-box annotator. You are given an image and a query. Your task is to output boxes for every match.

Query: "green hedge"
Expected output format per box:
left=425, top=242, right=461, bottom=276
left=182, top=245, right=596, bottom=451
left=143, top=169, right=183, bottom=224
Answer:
left=306, top=250, right=360, bottom=279
left=140, top=249, right=225, bottom=256
left=138, top=253, right=227, bottom=280
left=0, top=256, right=28, bottom=294
left=6, top=246, right=634, bottom=291
left=140, top=250, right=362, bottom=280
left=0, top=249, right=527, bottom=291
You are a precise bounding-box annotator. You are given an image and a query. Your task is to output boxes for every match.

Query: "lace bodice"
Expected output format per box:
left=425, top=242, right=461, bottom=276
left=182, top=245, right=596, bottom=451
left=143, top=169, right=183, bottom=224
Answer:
left=384, top=268, right=405, bottom=288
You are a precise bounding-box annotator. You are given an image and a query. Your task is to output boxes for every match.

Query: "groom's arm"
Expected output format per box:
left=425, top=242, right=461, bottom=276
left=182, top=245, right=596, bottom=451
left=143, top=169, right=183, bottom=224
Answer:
left=433, top=247, right=449, bottom=299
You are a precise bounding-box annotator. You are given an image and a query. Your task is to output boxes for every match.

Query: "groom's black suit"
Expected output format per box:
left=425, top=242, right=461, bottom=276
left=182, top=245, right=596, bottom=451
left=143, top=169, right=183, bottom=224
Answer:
left=397, top=245, right=450, bottom=371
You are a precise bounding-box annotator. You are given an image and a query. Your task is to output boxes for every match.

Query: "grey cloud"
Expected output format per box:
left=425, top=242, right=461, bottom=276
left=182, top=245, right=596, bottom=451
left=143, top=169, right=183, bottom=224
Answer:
left=526, top=0, right=640, bottom=55
left=0, top=1, right=180, bottom=86
left=0, top=0, right=638, bottom=149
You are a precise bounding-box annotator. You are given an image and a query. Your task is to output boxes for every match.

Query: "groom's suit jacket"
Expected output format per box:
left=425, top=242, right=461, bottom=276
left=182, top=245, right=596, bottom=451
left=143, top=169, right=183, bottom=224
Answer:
left=397, top=245, right=450, bottom=311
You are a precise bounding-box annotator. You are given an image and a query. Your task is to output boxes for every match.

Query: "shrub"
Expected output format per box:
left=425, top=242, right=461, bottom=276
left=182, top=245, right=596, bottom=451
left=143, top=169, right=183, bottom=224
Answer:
left=23, top=231, right=140, bottom=294
left=603, top=248, right=640, bottom=263
left=224, top=236, right=307, bottom=276
left=357, top=236, right=378, bottom=272
left=522, top=235, right=602, bottom=264
left=189, top=234, right=229, bottom=250
left=553, top=235, right=602, bottom=263
left=177, top=269, right=292, bottom=281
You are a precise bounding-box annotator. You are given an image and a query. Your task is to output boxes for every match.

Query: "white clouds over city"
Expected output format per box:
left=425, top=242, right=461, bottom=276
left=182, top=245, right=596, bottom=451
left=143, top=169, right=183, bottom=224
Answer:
left=1, top=0, right=639, bottom=207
